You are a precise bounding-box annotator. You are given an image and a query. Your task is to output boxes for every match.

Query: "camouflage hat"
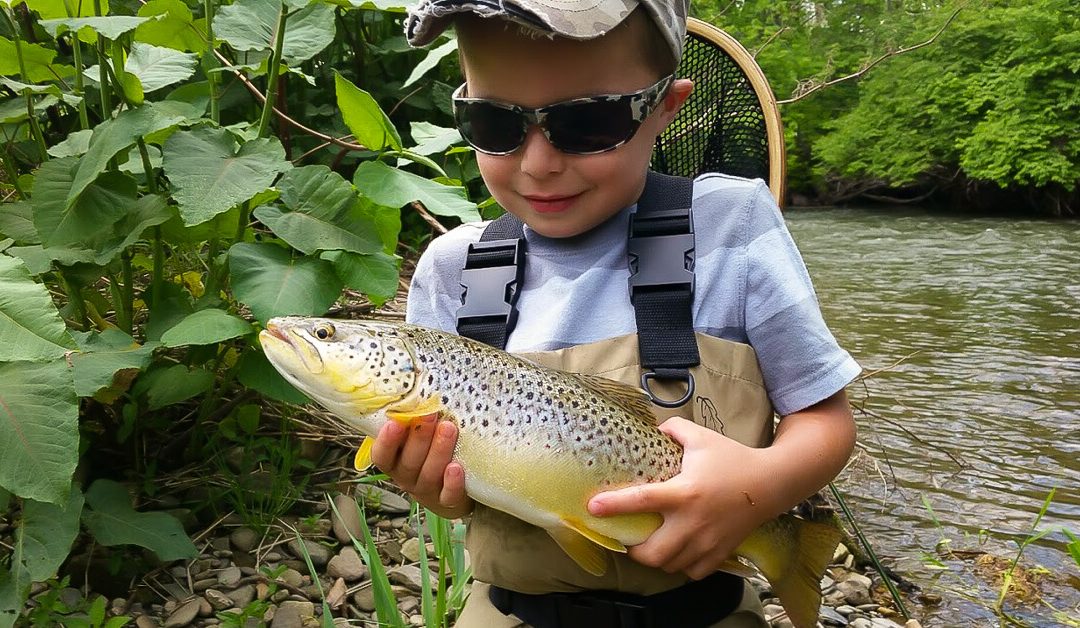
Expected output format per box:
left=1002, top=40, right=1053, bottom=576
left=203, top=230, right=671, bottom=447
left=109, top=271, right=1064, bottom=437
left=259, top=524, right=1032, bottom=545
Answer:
left=405, top=0, right=689, bottom=65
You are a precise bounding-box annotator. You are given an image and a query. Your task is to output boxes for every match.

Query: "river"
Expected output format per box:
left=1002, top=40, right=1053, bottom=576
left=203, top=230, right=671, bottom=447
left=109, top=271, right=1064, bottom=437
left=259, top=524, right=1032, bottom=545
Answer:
left=785, top=208, right=1079, bottom=626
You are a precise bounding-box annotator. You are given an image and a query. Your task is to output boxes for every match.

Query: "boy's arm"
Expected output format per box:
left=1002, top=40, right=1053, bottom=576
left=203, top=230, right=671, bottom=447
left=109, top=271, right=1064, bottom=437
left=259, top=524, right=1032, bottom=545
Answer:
left=588, top=389, right=856, bottom=580
left=369, top=415, right=474, bottom=520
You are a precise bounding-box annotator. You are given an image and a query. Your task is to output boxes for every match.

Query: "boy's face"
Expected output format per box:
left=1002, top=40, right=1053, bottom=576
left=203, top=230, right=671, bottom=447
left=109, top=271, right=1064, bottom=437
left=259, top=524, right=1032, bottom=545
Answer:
left=457, top=18, right=692, bottom=239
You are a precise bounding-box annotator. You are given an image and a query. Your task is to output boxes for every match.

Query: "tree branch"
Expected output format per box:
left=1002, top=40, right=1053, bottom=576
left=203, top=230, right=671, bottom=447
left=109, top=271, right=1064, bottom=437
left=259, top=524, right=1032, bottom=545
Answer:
left=777, top=4, right=966, bottom=105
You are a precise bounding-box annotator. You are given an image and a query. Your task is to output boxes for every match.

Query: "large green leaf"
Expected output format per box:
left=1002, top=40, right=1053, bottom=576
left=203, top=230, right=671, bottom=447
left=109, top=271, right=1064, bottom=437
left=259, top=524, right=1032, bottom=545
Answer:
left=0, top=37, right=68, bottom=83
left=0, top=567, right=23, bottom=628
left=216, top=0, right=335, bottom=65
left=14, top=488, right=84, bottom=582
left=335, top=72, right=401, bottom=151
left=277, top=165, right=356, bottom=217
left=82, top=479, right=197, bottom=561
left=133, top=364, right=213, bottom=410
left=237, top=349, right=309, bottom=405
left=0, top=360, right=78, bottom=504
left=0, top=255, right=75, bottom=361
left=134, top=0, right=208, bottom=53
left=323, top=249, right=400, bottom=306
left=159, top=308, right=253, bottom=347
left=66, top=100, right=198, bottom=208
left=354, top=197, right=402, bottom=253
left=39, top=16, right=153, bottom=41
left=353, top=160, right=480, bottom=222
left=125, top=43, right=198, bottom=93
left=0, top=201, right=40, bottom=244
left=46, top=128, right=93, bottom=158
left=254, top=206, right=382, bottom=255
left=228, top=242, right=342, bottom=322
left=24, top=0, right=108, bottom=19
left=70, top=329, right=157, bottom=398
left=34, top=157, right=137, bottom=248
left=87, top=193, right=172, bottom=266
left=162, top=127, right=292, bottom=225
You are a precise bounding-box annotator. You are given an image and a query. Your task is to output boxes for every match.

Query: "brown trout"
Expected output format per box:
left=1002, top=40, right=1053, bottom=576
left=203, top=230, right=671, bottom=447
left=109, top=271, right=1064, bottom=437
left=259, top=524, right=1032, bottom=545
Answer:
left=259, top=316, right=840, bottom=628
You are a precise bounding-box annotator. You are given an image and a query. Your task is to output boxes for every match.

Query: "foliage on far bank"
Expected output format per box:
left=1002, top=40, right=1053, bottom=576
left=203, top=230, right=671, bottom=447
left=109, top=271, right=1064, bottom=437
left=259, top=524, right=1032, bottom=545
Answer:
left=698, top=0, right=1080, bottom=214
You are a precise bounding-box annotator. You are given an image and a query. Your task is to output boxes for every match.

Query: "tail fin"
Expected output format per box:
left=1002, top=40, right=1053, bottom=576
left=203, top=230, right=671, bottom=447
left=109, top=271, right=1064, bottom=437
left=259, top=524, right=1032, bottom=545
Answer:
left=736, top=514, right=842, bottom=628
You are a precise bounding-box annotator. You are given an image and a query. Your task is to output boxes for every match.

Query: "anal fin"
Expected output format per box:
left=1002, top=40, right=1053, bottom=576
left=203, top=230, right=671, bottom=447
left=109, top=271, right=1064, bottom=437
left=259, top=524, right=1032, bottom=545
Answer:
left=353, top=437, right=375, bottom=471
left=545, top=517, right=627, bottom=577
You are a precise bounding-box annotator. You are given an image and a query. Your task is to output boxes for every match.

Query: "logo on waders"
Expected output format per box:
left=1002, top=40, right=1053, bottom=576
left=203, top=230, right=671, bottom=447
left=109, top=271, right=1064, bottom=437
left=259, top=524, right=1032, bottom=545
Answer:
left=696, top=395, right=725, bottom=435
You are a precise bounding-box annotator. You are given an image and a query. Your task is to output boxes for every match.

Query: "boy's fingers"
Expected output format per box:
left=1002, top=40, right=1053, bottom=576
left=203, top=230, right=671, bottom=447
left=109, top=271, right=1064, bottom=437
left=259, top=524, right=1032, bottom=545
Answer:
left=395, top=414, right=439, bottom=479
left=440, top=462, right=467, bottom=508
left=657, top=415, right=705, bottom=445
left=414, top=420, right=458, bottom=494
left=588, top=481, right=676, bottom=516
left=369, top=420, right=406, bottom=470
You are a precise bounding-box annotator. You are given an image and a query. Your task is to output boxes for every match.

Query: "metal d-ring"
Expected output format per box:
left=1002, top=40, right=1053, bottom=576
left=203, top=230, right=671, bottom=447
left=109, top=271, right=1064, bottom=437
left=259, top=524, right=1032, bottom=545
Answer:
left=640, top=370, right=695, bottom=408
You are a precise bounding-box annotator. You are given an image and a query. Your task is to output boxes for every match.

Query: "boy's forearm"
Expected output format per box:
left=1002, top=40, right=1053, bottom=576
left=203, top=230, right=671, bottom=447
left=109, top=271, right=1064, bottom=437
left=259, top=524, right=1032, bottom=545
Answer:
left=758, top=390, right=856, bottom=516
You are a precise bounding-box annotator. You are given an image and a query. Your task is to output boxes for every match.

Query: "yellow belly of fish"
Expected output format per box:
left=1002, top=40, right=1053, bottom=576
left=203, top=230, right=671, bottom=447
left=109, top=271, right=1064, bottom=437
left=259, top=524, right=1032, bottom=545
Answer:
left=455, top=429, right=661, bottom=574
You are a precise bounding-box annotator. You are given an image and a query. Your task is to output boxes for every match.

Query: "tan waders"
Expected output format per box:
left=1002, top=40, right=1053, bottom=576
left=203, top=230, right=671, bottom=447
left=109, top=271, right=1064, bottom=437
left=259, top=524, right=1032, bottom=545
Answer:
left=454, top=332, right=773, bottom=628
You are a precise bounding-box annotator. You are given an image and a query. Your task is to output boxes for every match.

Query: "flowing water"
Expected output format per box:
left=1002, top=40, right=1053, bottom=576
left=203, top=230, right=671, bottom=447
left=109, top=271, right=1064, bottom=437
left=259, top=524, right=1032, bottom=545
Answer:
left=785, top=208, right=1079, bottom=626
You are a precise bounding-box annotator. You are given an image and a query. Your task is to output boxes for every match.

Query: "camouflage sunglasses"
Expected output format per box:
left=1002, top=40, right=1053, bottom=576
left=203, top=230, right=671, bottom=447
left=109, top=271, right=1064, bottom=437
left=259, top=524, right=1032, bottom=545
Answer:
left=451, top=74, right=675, bottom=156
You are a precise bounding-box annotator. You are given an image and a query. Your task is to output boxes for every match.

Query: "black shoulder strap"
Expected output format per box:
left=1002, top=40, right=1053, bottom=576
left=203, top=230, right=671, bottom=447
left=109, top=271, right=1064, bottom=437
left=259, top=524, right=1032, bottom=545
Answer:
left=455, top=212, right=526, bottom=349
left=455, top=171, right=698, bottom=408
left=628, top=171, right=699, bottom=407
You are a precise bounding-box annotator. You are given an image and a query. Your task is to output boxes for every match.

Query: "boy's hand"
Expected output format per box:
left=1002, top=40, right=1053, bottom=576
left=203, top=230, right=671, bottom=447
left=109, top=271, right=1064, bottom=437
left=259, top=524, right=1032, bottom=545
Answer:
left=369, top=414, right=474, bottom=519
left=587, top=417, right=774, bottom=580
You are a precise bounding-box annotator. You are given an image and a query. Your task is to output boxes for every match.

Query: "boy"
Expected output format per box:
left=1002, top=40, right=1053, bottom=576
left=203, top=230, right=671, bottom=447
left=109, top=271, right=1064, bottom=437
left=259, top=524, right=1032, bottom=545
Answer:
left=371, top=1, right=860, bottom=626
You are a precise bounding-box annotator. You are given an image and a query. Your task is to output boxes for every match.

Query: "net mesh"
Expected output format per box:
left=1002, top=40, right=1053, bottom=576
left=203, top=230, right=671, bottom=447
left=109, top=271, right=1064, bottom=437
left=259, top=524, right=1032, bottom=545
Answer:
left=651, top=31, right=771, bottom=182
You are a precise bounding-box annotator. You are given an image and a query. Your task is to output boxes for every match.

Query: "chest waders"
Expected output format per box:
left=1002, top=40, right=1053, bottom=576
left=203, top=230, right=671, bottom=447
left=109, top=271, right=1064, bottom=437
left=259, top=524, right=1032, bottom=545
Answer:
left=453, top=172, right=771, bottom=628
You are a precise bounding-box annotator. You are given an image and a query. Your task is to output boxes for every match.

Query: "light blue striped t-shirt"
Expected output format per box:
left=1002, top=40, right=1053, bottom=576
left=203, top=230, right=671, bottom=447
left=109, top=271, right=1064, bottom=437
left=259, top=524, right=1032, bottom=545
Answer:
left=406, top=173, right=861, bottom=416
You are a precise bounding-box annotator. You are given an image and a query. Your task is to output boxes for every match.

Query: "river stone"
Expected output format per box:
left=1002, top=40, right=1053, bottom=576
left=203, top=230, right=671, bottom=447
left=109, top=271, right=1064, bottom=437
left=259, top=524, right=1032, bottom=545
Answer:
left=230, top=527, right=259, bottom=553
left=205, top=589, right=233, bottom=611
left=843, top=573, right=873, bottom=589
left=870, top=619, right=903, bottom=628
left=163, top=598, right=201, bottom=628
left=327, top=547, right=367, bottom=582
left=228, top=585, right=256, bottom=608
left=833, top=543, right=850, bottom=563
left=288, top=538, right=332, bottom=568
left=279, top=568, right=305, bottom=588
left=135, top=616, right=159, bottom=628
left=904, top=621, right=923, bottom=628
left=836, top=605, right=857, bottom=616
left=401, top=537, right=421, bottom=563
left=387, top=565, right=434, bottom=592
left=352, top=587, right=376, bottom=612
left=762, top=604, right=784, bottom=619
left=820, top=605, right=849, bottom=626
left=837, top=579, right=872, bottom=606
left=270, top=604, right=302, bottom=628
left=326, top=578, right=348, bottom=610
left=198, top=596, right=213, bottom=616
left=218, top=565, right=242, bottom=588
left=398, top=596, right=419, bottom=614
left=359, top=486, right=411, bottom=514
left=331, top=494, right=362, bottom=544
left=849, top=620, right=873, bottom=628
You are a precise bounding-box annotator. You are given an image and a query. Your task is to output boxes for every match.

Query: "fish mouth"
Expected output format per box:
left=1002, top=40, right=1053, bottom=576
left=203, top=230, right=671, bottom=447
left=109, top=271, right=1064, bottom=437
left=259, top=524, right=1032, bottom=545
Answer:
left=260, top=320, right=325, bottom=374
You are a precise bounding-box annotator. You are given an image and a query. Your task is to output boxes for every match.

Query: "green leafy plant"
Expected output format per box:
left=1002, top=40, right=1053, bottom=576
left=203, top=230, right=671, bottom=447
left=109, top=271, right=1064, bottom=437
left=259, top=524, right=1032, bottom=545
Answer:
left=0, top=0, right=486, bottom=620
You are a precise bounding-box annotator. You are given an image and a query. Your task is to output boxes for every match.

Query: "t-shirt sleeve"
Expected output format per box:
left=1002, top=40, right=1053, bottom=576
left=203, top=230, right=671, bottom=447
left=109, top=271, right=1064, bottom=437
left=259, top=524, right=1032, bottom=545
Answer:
left=405, top=223, right=486, bottom=334
left=742, top=185, right=861, bottom=416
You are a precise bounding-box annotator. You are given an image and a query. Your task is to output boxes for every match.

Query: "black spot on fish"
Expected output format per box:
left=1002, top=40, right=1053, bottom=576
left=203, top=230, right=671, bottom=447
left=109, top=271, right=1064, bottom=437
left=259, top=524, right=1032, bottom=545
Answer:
left=441, top=395, right=449, bottom=404
left=600, top=418, right=608, bottom=426
left=526, top=392, right=534, bottom=400
left=482, top=419, right=489, bottom=427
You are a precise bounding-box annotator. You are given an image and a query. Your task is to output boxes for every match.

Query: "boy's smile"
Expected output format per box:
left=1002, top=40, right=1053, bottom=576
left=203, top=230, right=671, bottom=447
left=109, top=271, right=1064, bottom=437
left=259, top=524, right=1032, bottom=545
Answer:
left=456, top=14, right=692, bottom=238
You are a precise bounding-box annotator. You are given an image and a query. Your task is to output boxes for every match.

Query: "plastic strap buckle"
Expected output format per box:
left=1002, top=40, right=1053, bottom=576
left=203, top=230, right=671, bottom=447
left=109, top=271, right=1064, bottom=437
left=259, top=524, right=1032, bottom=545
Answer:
left=627, top=211, right=695, bottom=299
left=456, top=238, right=526, bottom=329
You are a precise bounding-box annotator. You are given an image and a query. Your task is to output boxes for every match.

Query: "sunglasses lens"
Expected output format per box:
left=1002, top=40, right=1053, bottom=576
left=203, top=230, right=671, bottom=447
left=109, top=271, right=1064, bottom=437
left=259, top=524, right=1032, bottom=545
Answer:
left=456, top=101, right=525, bottom=154
left=546, top=100, right=636, bottom=154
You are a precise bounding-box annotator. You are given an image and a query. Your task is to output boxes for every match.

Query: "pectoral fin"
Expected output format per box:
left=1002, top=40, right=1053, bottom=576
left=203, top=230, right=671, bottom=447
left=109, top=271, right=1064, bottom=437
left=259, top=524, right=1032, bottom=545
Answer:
left=386, top=394, right=445, bottom=424
left=716, top=557, right=758, bottom=579
left=353, top=437, right=375, bottom=471
left=546, top=517, right=627, bottom=577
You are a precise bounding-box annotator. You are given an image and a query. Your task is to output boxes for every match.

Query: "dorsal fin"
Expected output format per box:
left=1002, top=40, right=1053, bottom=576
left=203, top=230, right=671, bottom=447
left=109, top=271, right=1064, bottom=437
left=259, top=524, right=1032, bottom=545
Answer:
left=576, top=374, right=655, bottom=419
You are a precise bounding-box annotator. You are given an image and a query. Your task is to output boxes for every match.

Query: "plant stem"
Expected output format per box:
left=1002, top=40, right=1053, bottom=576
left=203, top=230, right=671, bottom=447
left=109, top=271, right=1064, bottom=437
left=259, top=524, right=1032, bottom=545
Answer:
left=1, top=6, right=49, bottom=159
left=121, top=250, right=134, bottom=335
left=256, top=5, right=288, bottom=139
left=152, top=226, right=164, bottom=314
left=1, top=152, right=27, bottom=199
left=136, top=138, right=157, bottom=192
left=234, top=199, right=250, bottom=242
left=93, top=0, right=112, bottom=119
left=203, top=0, right=219, bottom=123
left=70, top=35, right=91, bottom=130
left=829, top=483, right=910, bottom=619
left=56, top=269, right=90, bottom=330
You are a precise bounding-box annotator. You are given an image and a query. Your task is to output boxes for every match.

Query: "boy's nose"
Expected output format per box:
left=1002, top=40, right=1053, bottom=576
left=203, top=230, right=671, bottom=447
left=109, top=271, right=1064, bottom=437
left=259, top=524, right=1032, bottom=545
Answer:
left=518, top=125, right=565, bottom=177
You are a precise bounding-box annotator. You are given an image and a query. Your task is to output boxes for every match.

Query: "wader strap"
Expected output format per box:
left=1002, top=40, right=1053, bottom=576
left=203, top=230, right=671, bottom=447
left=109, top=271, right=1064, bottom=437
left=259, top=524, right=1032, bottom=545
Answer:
left=456, top=213, right=527, bottom=348
left=488, top=571, right=743, bottom=628
left=629, top=171, right=699, bottom=408
left=456, top=172, right=700, bottom=410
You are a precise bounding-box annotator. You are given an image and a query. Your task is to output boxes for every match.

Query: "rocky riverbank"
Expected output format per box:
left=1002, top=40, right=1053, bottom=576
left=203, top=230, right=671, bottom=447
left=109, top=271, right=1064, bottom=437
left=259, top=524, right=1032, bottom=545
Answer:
left=8, top=475, right=928, bottom=628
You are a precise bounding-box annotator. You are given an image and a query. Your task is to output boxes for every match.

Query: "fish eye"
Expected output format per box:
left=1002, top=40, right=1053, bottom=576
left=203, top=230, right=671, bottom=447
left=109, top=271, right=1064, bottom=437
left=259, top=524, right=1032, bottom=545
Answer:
left=313, top=322, right=335, bottom=340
